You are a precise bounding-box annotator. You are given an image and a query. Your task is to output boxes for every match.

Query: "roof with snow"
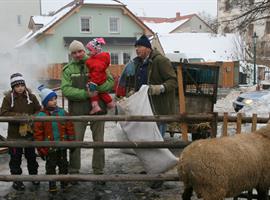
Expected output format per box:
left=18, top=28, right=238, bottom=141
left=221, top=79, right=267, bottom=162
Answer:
left=17, top=0, right=150, bottom=48
left=144, top=19, right=189, bottom=34
left=158, top=33, right=245, bottom=61
left=139, top=13, right=195, bottom=34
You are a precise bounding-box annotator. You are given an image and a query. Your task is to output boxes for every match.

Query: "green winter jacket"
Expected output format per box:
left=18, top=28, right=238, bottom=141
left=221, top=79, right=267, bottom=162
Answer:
left=129, top=50, right=177, bottom=115
left=61, top=55, right=114, bottom=115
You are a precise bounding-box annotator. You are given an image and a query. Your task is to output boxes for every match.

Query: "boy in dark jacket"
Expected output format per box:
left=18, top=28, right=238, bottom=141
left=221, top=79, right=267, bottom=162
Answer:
left=0, top=73, right=41, bottom=191
left=34, top=85, right=75, bottom=193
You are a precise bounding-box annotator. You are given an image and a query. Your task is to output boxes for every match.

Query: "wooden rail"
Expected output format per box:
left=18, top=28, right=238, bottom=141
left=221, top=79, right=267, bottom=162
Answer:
left=0, top=174, right=179, bottom=182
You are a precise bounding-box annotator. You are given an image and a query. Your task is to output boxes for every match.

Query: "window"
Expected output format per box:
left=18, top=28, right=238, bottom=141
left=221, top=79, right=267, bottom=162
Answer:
left=80, top=16, right=91, bottom=33
left=111, top=53, right=119, bottom=64
left=109, top=17, right=120, bottom=33
left=17, top=15, right=22, bottom=25
left=265, top=21, right=270, bottom=34
left=123, top=53, right=131, bottom=64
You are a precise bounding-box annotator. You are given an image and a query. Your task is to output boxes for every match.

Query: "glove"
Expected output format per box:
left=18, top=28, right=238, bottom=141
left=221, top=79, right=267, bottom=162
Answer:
left=87, top=82, right=97, bottom=91
left=37, top=148, right=48, bottom=160
left=148, top=85, right=165, bottom=95
left=19, top=123, right=28, bottom=136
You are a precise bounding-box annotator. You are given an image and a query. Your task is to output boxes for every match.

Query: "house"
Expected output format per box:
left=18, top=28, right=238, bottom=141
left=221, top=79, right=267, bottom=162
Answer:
left=139, top=12, right=214, bottom=34
left=0, top=0, right=41, bottom=52
left=16, top=0, right=154, bottom=80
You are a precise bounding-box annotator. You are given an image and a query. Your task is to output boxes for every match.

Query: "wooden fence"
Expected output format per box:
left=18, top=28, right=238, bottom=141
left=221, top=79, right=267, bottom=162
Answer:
left=0, top=114, right=269, bottom=199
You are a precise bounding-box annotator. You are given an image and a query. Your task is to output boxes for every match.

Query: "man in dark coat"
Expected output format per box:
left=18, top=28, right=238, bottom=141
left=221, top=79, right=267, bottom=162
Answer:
left=117, top=34, right=177, bottom=137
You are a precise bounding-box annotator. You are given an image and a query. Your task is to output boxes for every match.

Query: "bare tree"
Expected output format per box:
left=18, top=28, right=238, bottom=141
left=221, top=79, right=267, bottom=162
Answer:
left=222, top=0, right=270, bottom=31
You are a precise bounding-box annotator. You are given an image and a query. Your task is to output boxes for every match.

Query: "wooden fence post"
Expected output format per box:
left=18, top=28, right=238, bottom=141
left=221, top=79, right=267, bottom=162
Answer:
left=236, top=113, right=242, bottom=134
left=222, top=112, right=228, bottom=137
left=177, top=65, right=188, bottom=142
left=251, top=113, right=257, bottom=132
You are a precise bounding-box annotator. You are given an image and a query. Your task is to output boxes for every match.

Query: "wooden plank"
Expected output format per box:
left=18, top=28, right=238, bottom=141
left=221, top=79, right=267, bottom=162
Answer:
left=222, top=112, right=228, bottom=137
left=251, top=113, right=257, bottom=132
left=236, top=113, right=242, bottom=134
left=177, top=65, right=188, bottom=142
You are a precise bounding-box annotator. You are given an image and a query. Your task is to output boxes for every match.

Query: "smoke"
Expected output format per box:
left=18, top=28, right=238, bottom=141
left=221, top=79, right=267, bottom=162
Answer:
left=0, top=38, right=50, bottom=93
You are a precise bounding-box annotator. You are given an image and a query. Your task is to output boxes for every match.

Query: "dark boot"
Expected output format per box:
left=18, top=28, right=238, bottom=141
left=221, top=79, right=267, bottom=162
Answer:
left=32, top=181, right=40, bottom=186
left=149, top=181, right=163, bottom=189
left=49, top=181, right=57, bottom=193
left=12, top=181, right=25, bottom=191
left=60, top=181, right=69, bottom=191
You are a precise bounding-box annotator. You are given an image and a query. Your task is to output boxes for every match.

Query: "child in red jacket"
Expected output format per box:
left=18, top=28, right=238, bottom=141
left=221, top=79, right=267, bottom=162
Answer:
left=85, top=38, right=114, bottom=114
left=34, top=85, right=75, bottom=193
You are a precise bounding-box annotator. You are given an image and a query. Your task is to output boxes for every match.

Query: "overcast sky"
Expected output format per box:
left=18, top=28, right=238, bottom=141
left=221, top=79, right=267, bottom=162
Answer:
left=41, top=0, right=217, bottom=17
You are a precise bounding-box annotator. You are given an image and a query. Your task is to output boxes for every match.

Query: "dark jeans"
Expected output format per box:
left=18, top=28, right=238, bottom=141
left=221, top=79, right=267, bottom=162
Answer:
left=9, top=147, right=39, bottom=175
left=46, top=149, right=68, bottom=175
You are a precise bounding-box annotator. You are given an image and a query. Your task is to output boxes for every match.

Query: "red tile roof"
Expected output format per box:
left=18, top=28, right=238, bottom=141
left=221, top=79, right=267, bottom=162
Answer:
left=139, top=13, right=196, bottom=23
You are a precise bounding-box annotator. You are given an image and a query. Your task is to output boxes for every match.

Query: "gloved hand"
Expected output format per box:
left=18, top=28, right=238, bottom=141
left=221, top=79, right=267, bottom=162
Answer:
left=19, top=123, right=28, bottom=136
left=37, top=148, right=48, bottom=161
left=148, top=85, right=165, bottom=95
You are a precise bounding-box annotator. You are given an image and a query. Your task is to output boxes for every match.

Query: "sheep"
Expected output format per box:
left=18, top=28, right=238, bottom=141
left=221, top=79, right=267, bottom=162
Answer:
left=178, top=123, right=270, bottom=200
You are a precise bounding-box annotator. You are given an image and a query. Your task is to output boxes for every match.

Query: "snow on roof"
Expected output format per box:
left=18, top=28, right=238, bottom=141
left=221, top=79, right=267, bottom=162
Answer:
left=83, top=0, right=122, bottom=5
left=32, top=16, right=53, bottom=26
left=158, top=33, right=245, bottom=61
left=16, top=0, right=123, bottom=48
left=16, top=5, right=76, bottom=48
left=144, top=19, right=189, bottom=34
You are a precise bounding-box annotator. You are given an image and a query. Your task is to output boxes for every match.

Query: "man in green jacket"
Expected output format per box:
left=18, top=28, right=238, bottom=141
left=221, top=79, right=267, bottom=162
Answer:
left=61, top=40, right=114, bottom=183
left=117, top=35, right=177, bottom=138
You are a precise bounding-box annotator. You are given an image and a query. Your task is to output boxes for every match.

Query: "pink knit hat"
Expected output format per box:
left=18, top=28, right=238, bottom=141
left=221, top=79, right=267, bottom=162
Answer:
left=86, top=38, right=106, bottom=55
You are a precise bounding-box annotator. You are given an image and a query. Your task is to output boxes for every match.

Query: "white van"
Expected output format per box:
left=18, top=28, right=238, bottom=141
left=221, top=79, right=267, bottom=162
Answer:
left=165, top=52, right=205, bottom=63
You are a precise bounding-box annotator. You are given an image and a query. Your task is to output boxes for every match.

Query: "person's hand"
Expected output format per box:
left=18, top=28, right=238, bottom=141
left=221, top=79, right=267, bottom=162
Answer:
left=87, top=82, right=97, bottom=91
left=86, top=88, right=98, bottom=97
left=148, top=85, right=165, bottom=95
left=37, top=148, right=48, bottom=161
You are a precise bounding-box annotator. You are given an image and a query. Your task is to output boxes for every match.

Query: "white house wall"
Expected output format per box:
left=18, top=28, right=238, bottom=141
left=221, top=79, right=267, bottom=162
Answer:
left=173, top=16, right=213, bottom=33
left=30, top=6, right=144, bottom=64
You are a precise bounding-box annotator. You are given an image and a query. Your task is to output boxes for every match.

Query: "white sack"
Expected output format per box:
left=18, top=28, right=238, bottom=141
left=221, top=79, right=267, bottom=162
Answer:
left=117, top=85, right=178, bottom=174
left=113, top=122, right=136, bottom=155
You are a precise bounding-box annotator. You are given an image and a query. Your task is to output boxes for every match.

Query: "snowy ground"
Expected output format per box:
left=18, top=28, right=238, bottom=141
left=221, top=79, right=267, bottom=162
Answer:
left=0, top=86, right=269, bottom=199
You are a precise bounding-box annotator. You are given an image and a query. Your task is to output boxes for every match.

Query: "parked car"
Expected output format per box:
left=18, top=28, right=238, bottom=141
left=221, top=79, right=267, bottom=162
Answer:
left=233, top=90, right=270, bottom=112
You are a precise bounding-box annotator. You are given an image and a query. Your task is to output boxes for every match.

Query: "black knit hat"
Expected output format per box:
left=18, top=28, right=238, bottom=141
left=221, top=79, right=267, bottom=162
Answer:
left=10, top=73, right=26, bottom=88
left=135, top=35, right=152, bottom=49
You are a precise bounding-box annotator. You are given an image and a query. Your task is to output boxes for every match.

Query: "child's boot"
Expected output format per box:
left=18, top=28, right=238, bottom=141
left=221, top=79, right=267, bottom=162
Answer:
left=49, top=181, right=57, bottom=193
left=60, top=181, right=69, bottom=191
left=12, top=181, right=25, bottom=191
left=90, top=101, right=101, bottom=114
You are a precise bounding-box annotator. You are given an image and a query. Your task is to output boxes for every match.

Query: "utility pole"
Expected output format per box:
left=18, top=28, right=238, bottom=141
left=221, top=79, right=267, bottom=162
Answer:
left=252, top=32, right=258, bottom=85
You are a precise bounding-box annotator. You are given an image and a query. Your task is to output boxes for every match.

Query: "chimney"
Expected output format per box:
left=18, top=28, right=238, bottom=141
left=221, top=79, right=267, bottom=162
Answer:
left=176, top=12, right=181, bottom=19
